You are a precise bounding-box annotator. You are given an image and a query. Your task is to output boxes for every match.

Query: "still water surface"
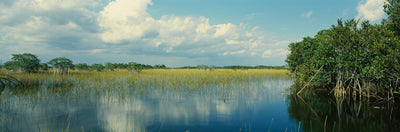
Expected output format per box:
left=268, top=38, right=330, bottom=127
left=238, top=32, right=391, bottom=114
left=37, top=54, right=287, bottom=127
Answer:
left=0, top=72, right=399, bottom=132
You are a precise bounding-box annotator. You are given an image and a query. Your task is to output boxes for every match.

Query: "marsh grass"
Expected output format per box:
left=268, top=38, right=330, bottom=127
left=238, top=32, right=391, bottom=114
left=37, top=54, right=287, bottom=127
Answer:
left=0, top=69, right=289, bottom=131
left=0, top=69, right=289, bottom=104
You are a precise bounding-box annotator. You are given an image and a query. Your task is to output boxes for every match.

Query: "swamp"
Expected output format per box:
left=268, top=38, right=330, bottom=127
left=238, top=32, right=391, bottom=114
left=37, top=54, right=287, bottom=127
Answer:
left=2, top=0, right=400, bottom=131
left=0, top=69, right=399, bottom=132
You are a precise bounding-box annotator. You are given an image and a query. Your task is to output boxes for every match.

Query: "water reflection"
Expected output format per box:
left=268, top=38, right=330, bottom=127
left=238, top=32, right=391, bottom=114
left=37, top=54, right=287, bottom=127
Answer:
left=97, top=78, right=294, bottom=132
left=0, top=75, right=297, bottom=132
left=287, top=95, right=400, bottom=132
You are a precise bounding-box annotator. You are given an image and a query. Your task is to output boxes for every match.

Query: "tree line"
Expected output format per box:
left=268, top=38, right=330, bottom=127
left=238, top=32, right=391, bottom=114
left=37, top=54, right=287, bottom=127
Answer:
left=286, top=0, right=400, bottom=99
left=0, top=53, right=287, bottom=74
left=175, top=65, right=286, bottom=70
left=0, top=53, right=166, bottom=74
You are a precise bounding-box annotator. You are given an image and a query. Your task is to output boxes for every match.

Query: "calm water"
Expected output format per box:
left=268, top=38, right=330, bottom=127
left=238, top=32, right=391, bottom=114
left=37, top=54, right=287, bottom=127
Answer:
left=0, top=73, right=399, bottom=132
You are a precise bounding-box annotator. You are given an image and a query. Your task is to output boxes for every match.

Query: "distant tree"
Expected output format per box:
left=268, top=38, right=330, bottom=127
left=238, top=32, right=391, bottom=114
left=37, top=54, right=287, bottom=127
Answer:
left=6, top=53, right=40, bottom=73
left=176, top=66, right=196, bottom=69
left=222, top=65, right=250, bottom=70
left=384, top=0, right=400, bottom=36
left=40, top=63, right=49, bottom=71
left=154, top=64, right=167, bottom=69
left=127, top=62, right=143, bottom=73
left=48, top=57, right=74, bottom=74
left=75, top=63, right=89, bottom=71
left=141, top=64, right=153, bottom=69
left=197, top=65, right=209, bottom=71
left=209, top=65, right=216, bottom=71
left=90, top=64, right=104, bottom=72
left=105, top=62, right=116, bottom=71
left=114, top=63, right=128, bottom=71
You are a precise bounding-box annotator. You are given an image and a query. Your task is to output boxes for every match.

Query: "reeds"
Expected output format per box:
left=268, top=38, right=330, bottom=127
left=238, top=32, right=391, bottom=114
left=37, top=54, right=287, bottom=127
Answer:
left=0, top=69, right=289, bottom=101
left=0, top=69, right=289, bottom=131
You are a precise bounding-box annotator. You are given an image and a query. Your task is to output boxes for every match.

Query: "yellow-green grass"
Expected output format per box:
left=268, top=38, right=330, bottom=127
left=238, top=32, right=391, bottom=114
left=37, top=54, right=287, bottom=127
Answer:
left=0, top=69, right=289, bottom=84
left=0, top=69, right=289, bottom=100
left=0, top=69, right=290, bottom=131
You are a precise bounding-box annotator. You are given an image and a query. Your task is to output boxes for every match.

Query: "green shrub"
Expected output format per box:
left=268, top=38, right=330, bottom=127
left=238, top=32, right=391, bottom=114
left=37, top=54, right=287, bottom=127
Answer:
left=286, top=19, right=400, bottom=98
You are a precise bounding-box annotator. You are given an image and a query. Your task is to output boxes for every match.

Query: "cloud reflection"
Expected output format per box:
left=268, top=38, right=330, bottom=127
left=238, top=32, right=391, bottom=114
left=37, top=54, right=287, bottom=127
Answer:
left=0, top=76, right=292, bottom=131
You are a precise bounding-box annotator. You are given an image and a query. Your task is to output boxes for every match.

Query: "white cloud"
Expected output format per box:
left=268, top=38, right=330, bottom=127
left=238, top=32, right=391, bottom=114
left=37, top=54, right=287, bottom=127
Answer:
left=97, top=0, right=287, bottom=59
left=223, top=50, right=246, bottom=56
left=262, top=50, right=273, bottom=58
left=301, top=11, right=313, bottom=18
left=262, top=49, right=288, bottom=58
left=356, top=0, right=385, bottom=21
left=98, top=0, right=154, bottom=43
left=0, top=0, right=289, bottom=66
left=0, top=0, right=101, bottom=61
left=31, top=0, right=98, bottom=10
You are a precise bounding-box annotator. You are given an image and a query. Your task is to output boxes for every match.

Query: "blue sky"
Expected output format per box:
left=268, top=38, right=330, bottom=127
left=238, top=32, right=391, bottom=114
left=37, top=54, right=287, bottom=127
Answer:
left=0, top=0, right=387, bottom=67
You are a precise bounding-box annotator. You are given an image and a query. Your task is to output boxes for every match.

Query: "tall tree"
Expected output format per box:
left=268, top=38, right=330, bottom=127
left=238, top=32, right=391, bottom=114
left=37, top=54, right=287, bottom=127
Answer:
left=48, top=57, right=74, bottom=74
left=7, top=53, right=40, bottom=73
left=384, top=0, right=400, bottom=36
left=286, top=18, right=400, bottom=97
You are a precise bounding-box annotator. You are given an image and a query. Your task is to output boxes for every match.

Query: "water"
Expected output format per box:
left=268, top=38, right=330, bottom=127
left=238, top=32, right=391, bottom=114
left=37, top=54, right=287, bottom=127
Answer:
left=287, top=95, right=400, bottom=132
left=0, top=71, right=399, bottom=132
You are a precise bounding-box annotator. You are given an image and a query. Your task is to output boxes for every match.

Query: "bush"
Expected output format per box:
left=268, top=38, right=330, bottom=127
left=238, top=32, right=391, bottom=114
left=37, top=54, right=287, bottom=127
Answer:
left=286, top=19, right=400, bottom=98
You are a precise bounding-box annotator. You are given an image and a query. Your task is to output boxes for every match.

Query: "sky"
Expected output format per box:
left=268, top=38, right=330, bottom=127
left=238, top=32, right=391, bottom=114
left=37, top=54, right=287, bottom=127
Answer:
left=0, top=0, right=388, bottom=67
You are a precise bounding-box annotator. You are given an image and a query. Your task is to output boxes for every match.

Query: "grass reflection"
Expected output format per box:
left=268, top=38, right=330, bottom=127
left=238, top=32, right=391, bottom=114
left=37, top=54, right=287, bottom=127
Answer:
left=287, top=94, right=400, bottom=132
left=0, top=69, right=290, bottom=132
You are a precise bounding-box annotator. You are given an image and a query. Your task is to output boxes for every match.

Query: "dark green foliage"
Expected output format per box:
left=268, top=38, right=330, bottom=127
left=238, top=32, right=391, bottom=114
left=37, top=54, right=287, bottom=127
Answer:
left=154, top=64, right=166, bottom=69
left=75, top=62, right=158, bottom=71
left=114, top=63, right=128, bottom=70
left=176, top=66, right=197, bottom=69
left=40, top=63, right=49, bottom=71
left=287, top=0, right=400, bottom=98
left=75, top=63, right=89, bottom=71
left=103, top=62, right=154, bottom=71
left=105, top=62, right=116, bottom=71
left=384, top=0, right=400, bottom=36
left=5, top=53, right=41, bottom=73
left=286, top=18, right=400, bottom=98
left=221, top=65, right=287, bottom=70
left=140, top=64, right=153, bottom=69
left=4, top=61, right=17, bottom=71
left=48, top=57, right=74, bottom=74
left=177, top=65, right=287, bottom=70
left=90, top=64, right=104, bottom=72
left=127, top=62, right=143, bottom=73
